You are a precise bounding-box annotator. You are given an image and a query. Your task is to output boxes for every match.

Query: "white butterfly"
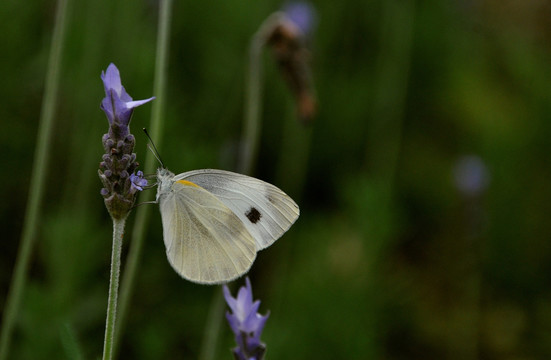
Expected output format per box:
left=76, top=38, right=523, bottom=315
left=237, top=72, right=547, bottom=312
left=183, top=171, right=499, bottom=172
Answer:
left=156, top=167, right=299, bottom=284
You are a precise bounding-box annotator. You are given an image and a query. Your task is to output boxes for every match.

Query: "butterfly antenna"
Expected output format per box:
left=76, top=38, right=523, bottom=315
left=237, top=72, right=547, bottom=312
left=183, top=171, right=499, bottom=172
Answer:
left=143, top=128, right=165, bottom=168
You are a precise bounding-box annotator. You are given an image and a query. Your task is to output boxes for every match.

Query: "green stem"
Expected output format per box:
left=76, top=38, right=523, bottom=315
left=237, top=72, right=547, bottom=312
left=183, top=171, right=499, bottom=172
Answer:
left=238, top=32, right=264, bottom=175
left=275, top=104, right=312, bottom=201
left=0, top=0, right=69, bottom=358
left=358, top=0, right=415, bottom=356
left=102, top=217, right=127, bottom=360
left=60, top=323, right=84, bottom=360
left=113, top=0, right=173, bottom=356
left=367, top=0, right=414, bottom=186
left=197, top=289, right=226, bottom=360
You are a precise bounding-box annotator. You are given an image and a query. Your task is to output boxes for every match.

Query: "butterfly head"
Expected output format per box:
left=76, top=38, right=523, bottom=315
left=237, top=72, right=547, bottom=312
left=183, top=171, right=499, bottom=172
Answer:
left=156, top=167, right=175, bottom=202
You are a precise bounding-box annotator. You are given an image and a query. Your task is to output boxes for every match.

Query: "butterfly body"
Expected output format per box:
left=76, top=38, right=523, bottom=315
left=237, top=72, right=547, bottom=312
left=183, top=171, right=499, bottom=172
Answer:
left=156, top=168, right=299, bottom=284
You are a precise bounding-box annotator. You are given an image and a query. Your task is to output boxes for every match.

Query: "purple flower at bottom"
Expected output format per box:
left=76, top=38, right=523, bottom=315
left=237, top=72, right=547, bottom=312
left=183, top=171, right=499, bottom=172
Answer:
left=223, top=278, right=269, bottom=360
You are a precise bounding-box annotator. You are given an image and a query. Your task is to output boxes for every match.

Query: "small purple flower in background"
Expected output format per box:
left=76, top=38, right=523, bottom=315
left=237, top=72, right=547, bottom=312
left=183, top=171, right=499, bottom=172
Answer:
left=281, top=1, right=317, bottom=36
left=98, top=63, right=154, bottom=219
left=224, top=278, right=270, bottom=360
left=453, top=155, right=490, bottom=197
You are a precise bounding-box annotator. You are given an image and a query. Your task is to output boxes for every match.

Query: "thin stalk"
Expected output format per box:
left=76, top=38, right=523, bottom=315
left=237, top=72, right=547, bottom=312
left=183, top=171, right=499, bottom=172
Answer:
left=113, top=0, right=173, bottom=355
left=359, top=0, right=415, bottom=356
left=367, top=0, right=414, bottom=186
left=0, top=0, right=70, bottom=358
left=271, top=105, right=311, bottom=292
left=275, top=104, right=312, bottom=201
left=197, top=290, right=226, bottom=360
left=238, top=33, right=264, bottom=175
left=450, top=196, right=483, bottom=360
left=60, top=323, right=85, bottom=360
left=102, top=217, right=127, bottom=360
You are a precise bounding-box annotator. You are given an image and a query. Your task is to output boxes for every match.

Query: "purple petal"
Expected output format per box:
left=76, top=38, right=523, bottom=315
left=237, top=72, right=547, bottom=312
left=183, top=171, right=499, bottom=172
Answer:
left=102, top=63, right=124, bottom=97
left=224, top=285, right=238, bottom=313
left=245, top=277, right=253, bottom=294
left=249, top=300, right=261, bottom=315
left=135, top=171, right=148, bottom=187
left=242, top=312, right=259, bottom=332
left=113, top=92, right=133, bottom=125
left=101, top=64, right=136, bottom=103
left=283, top=2, right=317, bottom=35
left=126, top=97, right=155, bottom=110
left=101, top=88, right=134, bottom=126
left=243, top=310, right=268, bottom=334
left=254, top=312, right=269, bottom=335
left=236, top=278, right=254, bottom=315
left=100, top=96, right=115, bottom=124
left=225, top=312, right=241, bottom=335
left=118, top=84, right=133, bottom=102
left=130, top=171, right=148, bottom=192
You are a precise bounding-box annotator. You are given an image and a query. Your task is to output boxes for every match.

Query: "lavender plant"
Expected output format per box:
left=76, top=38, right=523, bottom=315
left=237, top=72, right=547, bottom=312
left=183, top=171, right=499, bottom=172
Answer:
left=99, top=63, right=153, bottom=220
left=224, top=278, right=270, bottom=360
left=224, top=277, right=270, bottom=360
left=98, top=63, right=154, bottom=360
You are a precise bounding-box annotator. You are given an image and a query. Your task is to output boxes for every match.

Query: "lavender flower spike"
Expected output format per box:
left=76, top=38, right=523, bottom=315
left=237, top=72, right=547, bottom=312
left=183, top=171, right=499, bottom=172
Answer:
left=98, top=63, right=154, bottom=219
left=224, top=278, right=270, bottom=360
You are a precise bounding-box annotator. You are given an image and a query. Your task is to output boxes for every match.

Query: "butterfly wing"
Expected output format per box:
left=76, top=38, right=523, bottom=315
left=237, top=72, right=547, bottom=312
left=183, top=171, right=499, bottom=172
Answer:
left=159, top=179, right=256, bottom=284
left=174, top=169, right=300, bottom=250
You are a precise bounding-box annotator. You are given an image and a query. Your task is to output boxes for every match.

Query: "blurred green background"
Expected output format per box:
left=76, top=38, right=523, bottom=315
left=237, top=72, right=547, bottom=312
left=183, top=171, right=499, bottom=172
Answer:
left=2, top=0, right=551, bottom=359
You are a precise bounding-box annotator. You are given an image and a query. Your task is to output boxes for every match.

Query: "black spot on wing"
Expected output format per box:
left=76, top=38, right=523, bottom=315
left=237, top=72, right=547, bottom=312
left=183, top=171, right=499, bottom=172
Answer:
left=245, top=207, right=262, bottom=224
